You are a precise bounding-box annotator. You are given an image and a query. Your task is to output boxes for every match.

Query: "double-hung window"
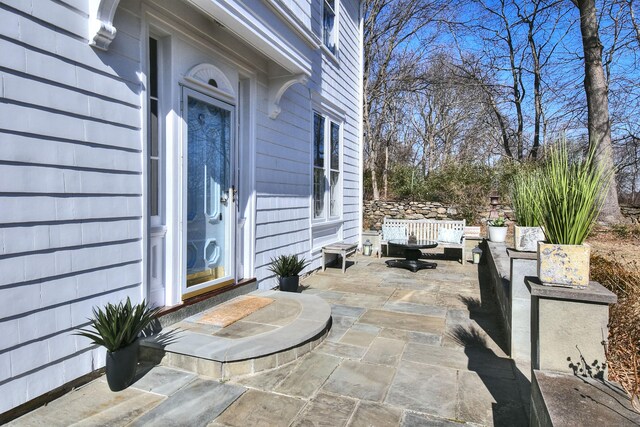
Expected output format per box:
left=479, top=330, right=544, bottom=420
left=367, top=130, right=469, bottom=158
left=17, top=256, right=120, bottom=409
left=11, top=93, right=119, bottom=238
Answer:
left=323, top=0, right=337, bottom=54
left=313, top=112, right=341, bottom=220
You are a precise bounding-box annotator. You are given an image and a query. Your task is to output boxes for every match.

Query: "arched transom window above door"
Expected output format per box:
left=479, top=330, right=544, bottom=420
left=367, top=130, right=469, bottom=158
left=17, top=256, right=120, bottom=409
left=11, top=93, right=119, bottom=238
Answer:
left=184, top=63, right=236, bottom=103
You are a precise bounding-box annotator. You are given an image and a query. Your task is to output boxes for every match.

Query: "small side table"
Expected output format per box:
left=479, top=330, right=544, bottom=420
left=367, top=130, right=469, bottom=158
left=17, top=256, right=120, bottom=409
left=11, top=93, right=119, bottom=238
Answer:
left=322, top=242, right=358, bottom=273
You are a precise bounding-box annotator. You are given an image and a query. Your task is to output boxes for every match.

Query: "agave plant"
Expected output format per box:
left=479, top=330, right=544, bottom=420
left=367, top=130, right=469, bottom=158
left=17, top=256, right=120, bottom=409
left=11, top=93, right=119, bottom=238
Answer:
left=75, top=297, right=159, bottom=352
left=510, top=168, right=541, bottom=227
left=534, top=140, right=610, bottom=245
left=268, top=254, right=309, bottom=277
left=487, top=217, right=507, bottom=227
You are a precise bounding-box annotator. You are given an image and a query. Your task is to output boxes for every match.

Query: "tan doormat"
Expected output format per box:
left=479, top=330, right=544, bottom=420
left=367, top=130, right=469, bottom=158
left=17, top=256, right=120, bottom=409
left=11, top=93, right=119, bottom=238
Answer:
left=196, top=296, right=274, bottom=328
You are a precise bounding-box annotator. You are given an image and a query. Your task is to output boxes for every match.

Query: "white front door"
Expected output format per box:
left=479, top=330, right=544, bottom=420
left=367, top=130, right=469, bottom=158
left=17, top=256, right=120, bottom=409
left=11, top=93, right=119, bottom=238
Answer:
left=181, top=87, right=236, bottom=299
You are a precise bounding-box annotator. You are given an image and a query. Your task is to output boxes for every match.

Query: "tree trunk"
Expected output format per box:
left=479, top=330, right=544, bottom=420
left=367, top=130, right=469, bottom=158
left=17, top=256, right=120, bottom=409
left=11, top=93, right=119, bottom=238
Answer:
left=370, top=166, right=380, bottom=200
left=574, top=0, right=623, bottom=224
left=383, top=143, right=389, bottom=199
left=528, top=24, right=542, bottom=161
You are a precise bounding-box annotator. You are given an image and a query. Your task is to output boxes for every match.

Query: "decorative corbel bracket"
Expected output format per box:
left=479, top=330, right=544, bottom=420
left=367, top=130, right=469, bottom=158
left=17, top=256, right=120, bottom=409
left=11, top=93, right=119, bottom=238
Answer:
left=268, top=73, right=309, bottom=119
left=89, top=0, right=121, bottom=51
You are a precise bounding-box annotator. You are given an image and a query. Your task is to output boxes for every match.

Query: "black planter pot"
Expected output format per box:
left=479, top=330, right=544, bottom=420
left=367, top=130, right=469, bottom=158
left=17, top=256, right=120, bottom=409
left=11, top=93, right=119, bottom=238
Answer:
left=105, top=339, right=139, bottom=392
left=278, top=275, right=300, bottom=292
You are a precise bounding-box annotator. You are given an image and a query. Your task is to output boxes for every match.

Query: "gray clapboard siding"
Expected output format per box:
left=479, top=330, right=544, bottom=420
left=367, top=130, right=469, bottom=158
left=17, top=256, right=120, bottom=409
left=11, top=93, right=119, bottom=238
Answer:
left=57, top=0, right=90, bottom=15
left=2, top=73, right=140, bottom=127
left=0, top=36, right=141, bottom=105
left=0, top=8, right=140, bottom=85
left=2, top=0, right=88, bottom=39
left=0, top=165, right=139, bottom=195
left=2, top=72, right=140, bottom=126
left=0, top=104, right=141, bottom=150
left=0, top=133, right=141, bottom=173
left=0, top=220, right=141, bottom=255
left=252, top=0, right=361, bottom=286
left=0, top=196, right=141, bottom=224
left=0, top=240, right=141, bottom=287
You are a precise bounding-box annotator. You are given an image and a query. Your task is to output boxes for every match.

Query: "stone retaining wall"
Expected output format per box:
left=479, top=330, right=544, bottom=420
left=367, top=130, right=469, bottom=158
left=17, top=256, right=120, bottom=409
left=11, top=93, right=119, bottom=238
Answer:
left=364, top=200, right=640, bottom=229
left=363, top=200, right=512, bottom=230
left=621, top=205, right=640, bottom=223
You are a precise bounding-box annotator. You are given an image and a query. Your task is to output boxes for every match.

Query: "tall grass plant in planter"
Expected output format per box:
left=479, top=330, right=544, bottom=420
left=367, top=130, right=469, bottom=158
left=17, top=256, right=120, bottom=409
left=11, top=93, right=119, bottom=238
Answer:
left=511, top=169, right=545, bottom=251
left=535, top=140, right=609, bottom=288
left=268, top=254, right=309, bottom=292
left=75, top=297, right=159, bottom=391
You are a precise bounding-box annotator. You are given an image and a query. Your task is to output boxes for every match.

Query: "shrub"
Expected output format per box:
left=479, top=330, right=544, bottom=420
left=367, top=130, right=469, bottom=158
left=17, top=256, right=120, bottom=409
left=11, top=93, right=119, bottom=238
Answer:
left=382, top=161, right=520, bottom=224
left=591, top=254, right=640, bottom=410
left=422, top=164, right=495, bottom=223
left=388, top=164, right=429, bottom=201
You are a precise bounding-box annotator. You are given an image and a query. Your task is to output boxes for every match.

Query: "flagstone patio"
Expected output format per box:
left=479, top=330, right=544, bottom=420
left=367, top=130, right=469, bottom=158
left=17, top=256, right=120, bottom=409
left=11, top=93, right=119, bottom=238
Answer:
left=10, top=254, right=530, bottom=426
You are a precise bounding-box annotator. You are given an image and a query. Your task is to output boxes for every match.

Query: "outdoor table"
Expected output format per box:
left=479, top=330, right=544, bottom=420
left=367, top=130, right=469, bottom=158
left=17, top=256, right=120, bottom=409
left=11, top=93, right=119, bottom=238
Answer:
left=385, top=239, right=438, bottom=272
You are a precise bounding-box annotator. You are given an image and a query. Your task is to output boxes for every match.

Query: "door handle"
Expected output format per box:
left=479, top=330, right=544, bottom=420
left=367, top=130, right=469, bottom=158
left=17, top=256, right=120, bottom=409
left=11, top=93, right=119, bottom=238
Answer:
left=232, top=186, right=238, bottom=204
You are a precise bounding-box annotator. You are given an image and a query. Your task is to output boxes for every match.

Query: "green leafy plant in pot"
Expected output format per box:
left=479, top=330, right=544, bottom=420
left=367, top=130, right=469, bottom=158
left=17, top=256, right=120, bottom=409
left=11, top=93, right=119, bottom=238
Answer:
left=534, top=140, right=609, bottom=288
left=510, top=168, right=545, bottom=252
left=487, top=217, right=508, bottom=243
left=268, top=254, right=309, bottom=292
left=75, top=297, right=159, bottom=391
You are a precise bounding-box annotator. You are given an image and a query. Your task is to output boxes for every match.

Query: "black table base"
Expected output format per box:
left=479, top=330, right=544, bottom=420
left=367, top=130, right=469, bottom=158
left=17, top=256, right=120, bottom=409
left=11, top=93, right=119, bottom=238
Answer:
left=385, top=259, right=437, bottom=272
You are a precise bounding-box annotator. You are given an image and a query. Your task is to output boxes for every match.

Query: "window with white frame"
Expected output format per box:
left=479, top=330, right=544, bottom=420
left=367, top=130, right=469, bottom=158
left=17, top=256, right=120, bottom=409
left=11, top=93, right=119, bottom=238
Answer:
left=148, top=36, right=162, bottom=224
left=313, top=112, right=341, bottom=220
left=323, top=0, right=337, bottom=54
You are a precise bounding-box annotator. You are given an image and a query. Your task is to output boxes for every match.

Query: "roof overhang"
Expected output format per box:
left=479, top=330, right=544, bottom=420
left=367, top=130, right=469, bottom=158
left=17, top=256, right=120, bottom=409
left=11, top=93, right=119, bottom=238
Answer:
left=89, top=0, right=311, bottom=119
left=184, top=0, right=312, bottom=77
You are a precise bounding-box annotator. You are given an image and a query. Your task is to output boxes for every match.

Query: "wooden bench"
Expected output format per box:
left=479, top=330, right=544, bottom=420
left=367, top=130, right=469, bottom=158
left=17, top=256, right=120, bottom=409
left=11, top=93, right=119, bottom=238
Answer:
left=322, top=242, right=358, bottom=273
left=381, top=218, right=467, bottom=263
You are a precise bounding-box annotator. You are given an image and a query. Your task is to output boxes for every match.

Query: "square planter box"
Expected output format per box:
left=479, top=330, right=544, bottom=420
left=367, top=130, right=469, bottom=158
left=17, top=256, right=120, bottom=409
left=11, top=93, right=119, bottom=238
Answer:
left=537, top=242, right=590, bottom=288
left=514, top=225, right=545, bottom=252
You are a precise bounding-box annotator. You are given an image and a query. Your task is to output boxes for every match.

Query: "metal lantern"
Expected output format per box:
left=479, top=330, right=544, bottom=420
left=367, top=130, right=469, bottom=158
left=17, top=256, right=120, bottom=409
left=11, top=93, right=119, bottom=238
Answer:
left=472, top=246, right=483, bottom=264
left=363, top=239, right=373, bottom=256
left=490, top=193, right=500, bottom=206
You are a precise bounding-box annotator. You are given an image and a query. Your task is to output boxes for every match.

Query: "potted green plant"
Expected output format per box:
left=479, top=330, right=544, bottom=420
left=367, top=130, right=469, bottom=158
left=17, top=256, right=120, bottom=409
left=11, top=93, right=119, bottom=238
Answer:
left=534, top=140, right=609, bottom=288
left=268, top=254, right=309, bottom=292
left=510, top=169, right=545, bottom=252
left=487, top=217, right=508, bottom=243
left=75, top=297, right=159, bottom=391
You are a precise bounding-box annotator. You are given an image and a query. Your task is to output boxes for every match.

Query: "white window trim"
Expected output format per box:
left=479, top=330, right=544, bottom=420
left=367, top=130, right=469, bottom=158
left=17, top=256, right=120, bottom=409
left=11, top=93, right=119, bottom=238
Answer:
left=147, top=34, right=166, bottom=229
left=322, top=0, right=339, bottom=57
left=311, top=110, right=343, bottom=225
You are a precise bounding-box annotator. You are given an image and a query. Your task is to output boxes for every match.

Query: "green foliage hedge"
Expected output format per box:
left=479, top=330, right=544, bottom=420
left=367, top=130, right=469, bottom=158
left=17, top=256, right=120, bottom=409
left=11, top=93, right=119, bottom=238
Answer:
left=385, top=162, right=519, bottom=223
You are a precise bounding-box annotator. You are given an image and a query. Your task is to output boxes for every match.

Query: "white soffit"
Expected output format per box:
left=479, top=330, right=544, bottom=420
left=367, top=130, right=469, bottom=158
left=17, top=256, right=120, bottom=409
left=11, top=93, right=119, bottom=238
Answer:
left=185, top=0, right=312, bottom=77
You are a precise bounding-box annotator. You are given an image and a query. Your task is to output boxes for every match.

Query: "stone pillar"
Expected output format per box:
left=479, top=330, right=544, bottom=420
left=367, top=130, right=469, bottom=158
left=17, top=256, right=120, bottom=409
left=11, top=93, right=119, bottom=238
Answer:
left=525, top=277, right=616, bottom=378
left=508, top=250, right=537, bottom=375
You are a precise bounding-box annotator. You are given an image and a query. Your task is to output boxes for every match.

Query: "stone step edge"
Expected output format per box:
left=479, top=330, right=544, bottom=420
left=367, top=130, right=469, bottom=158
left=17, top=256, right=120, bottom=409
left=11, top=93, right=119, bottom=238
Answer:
left=138, top=327, right=329, bottom=380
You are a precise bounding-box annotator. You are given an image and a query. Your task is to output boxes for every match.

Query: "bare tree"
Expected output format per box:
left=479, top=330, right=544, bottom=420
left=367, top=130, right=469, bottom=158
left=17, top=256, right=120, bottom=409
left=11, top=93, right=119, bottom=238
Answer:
left=363, top=0, right=446, bottom=199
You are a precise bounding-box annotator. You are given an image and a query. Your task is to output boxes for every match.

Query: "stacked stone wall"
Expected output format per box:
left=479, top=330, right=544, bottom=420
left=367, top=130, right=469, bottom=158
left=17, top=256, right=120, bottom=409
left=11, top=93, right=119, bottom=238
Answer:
left=363, top=200, right=513, bottom=230
left=621, top=205, right=640, bottom=224
left=364, top=201, right=640, bottom=230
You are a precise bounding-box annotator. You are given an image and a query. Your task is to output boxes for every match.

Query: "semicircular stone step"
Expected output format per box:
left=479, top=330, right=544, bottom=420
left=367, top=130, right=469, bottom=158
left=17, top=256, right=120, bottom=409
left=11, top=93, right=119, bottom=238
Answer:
left=139, top=290, right=331, bottom=379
